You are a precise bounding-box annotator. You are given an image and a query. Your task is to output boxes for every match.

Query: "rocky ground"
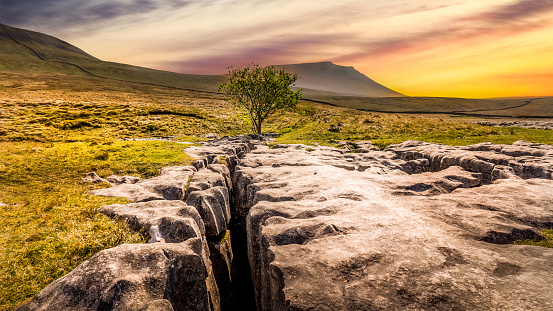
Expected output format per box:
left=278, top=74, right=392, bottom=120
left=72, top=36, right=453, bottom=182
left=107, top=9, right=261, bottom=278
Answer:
left=17, top=136, right=553, bottom=311
left=473, top=120, right=553, bottom=130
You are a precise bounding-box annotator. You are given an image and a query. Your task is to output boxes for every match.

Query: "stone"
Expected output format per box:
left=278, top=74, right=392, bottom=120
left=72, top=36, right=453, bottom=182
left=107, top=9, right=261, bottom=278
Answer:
left=185, top=134, right=267, bottom=159
left=202, top=133, right=221, bottom=139
left=83, top=172, right=140, bottom=185
left=473, top=120, right=553, bottom=130
left=139, top=300, right=174, bottom=311
left=186, top=187, right=230, bottom=236
left=386, top=141, right=553, bottom=182
left=207, top=164, right=232, bottom=191
left=29, top=136, right=553, bottom=311
left=352, top=140, right=379, bottom=152
left=390, top=166, right=482, bottom=195
left=192, top=159, right=208, bottom=170
left=207, top=230, right=235, bottom=308
left=98, top=200, right=206, bottom=243
left=16, top=238, right=220, bottom=311
left=185, top=169, right=226, bottom=199
left=206, top=154, right=221, bottom=165
left=105, top=175, right=141, bottom=185
left=90, top=166, right=195, bottom=202
left=81, top=172, right=107, bottom=184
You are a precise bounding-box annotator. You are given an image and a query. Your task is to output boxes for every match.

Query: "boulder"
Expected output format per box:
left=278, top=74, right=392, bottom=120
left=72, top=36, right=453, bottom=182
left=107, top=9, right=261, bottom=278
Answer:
left=98, top=200, right=206, bottom=243
left=82, top=172, right=140, bottom=185
left=185, top=169, right=226, bottom=199
left=16, top=238, right=220, bottom=311
left=185, top=134, right=266, bottom=159
left=90, top=166, right=195, bottom=202
left=82, top=172, right=108, bottom=184
left=105, top=175, right=141, bottom=185
left=186, top=187, right=230, bottom=236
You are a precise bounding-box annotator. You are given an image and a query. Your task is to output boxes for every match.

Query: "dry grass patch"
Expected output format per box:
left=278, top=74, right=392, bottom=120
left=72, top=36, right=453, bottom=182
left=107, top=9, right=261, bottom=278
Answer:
left=0, top=140, right=194, bottom=310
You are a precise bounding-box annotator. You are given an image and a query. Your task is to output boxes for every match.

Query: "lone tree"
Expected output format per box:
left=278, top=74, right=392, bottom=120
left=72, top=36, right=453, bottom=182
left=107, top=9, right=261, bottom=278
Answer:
left=219, top=64, right=302, bottom=134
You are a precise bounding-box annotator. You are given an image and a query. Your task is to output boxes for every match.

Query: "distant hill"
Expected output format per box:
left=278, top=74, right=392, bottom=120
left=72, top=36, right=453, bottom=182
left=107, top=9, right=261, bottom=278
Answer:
left=279, top=61, right=403, bottom=97
left=0, top=23, right=405, bottom=98
left=0, top=23, right=225, bottom=92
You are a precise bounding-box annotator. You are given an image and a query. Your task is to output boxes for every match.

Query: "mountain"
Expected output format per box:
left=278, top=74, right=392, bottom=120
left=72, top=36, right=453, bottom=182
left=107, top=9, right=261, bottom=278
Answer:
left=0, top=23, right=401, bottom=97
left=279, top=61, right=403, bottom=97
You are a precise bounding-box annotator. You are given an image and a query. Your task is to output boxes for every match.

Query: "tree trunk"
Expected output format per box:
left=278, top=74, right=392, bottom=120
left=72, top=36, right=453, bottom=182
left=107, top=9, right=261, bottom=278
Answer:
left=256, top=118, right=262, bottom=134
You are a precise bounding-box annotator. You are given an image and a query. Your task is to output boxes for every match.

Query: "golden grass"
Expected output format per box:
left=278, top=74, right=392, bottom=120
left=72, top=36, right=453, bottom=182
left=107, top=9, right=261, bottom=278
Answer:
left=266, top=105, right=553, bottom=149
left=0, top=139, right=197, bottom=310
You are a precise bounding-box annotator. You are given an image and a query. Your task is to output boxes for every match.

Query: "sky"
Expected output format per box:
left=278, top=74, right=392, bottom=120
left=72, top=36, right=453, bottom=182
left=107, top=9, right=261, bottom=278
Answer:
left=1, top=0, right=552, bottom=98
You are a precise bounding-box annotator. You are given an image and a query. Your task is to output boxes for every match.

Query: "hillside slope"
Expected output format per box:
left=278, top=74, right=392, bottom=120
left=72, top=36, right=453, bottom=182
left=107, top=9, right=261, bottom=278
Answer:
left=0, top=24, right=406, bottom=97
left=0, top=23, right=225, bottom=92
left=280, top=61, right=403, bottom=97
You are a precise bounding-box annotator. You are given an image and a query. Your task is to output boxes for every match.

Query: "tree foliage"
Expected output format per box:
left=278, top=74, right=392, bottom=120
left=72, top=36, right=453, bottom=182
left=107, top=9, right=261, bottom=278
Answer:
left=219, top=64, right=302, bottom=134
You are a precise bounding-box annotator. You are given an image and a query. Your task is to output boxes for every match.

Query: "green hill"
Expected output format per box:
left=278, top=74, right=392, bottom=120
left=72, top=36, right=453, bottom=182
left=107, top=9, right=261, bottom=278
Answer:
left=0, top=23, right=225, bottom=92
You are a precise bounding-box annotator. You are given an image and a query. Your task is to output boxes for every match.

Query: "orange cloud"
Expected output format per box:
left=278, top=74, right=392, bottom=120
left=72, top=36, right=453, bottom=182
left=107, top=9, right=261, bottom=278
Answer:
left=3, top=0, right=553, bottom=98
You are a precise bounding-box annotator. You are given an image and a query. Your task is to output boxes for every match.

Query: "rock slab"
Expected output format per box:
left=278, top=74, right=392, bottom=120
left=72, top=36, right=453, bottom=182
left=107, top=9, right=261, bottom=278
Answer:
left=231, top=141, right=553, bottom=310
left=16, top=238, right=220, bottom=311
left=90, top=166, right=196, bottom=202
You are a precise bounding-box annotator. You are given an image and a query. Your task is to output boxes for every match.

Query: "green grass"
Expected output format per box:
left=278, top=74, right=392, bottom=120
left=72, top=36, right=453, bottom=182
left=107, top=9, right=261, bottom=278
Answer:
left=303, top=95, right=553, bottom=117
left=266, top=104, right=553, bottom=149
left=0, top=101, right=242, bottom=143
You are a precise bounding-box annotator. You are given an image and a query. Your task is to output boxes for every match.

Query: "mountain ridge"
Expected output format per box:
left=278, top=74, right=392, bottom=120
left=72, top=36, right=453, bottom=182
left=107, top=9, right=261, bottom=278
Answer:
left=279, top=61, right=403, bottom=97
left=0, top=23, right=402, bottom=97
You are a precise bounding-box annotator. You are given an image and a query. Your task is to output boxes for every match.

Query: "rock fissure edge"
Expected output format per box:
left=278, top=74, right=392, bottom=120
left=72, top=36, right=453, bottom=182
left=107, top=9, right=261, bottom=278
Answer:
left=18, top=137, right=553, bottom=310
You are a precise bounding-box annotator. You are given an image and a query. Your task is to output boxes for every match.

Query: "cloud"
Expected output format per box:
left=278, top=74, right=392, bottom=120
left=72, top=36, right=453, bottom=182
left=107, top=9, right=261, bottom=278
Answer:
left=332, top=0, right=553, bottom=65
left=2, top=0, right=552, bottom=97
left=155, top=33, right=348, bottom=74
left=467, top=0, right=553, bottom=23
left=0, top=0, right=191, bottom=32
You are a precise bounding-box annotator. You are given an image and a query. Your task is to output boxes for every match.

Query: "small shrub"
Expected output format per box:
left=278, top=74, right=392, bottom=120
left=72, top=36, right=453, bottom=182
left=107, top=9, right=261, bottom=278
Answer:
left=94, top=150, right=109, bottom=161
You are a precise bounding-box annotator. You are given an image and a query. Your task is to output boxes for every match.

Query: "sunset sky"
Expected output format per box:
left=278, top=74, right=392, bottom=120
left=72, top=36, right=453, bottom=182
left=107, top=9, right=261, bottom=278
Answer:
left=1, top=0, right=552, bottom=98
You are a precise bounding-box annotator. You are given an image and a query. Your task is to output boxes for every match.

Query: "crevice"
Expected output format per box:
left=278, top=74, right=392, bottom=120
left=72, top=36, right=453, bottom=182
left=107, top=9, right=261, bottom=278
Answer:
left=221, top=174, right=257, bottom=311
left=482, top=228, right=544, bottom=244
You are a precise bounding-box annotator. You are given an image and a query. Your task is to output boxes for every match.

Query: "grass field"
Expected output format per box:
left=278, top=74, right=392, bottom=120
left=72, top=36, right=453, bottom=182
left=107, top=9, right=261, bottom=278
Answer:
left=1, top=71, right=553, bottom=309
left=0, top=140, right=194, bottom=309
left=304, top=94, right=553, bottom=118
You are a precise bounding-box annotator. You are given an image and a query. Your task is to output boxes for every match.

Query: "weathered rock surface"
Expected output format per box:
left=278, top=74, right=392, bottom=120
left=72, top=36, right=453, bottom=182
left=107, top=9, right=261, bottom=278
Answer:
left=231, top=142, right=553, bottom=310
left=82, top=172, right=140, bottom=185
left=186, top=186, right=231, bottom=236
left=90, top=166, right=196, bottom=202
left=98, top=200, right=206, bottom=243
left=23, top=136, right=553, bottom=311
left=185, top=169, right=227, bottom=198
left=16, top=238, right=220, bottom=311
left=185, top=135, right=268, bottom=159
left=474, top=120, right=553, bottom=130
left=387, top=140, right=553, bottom=182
